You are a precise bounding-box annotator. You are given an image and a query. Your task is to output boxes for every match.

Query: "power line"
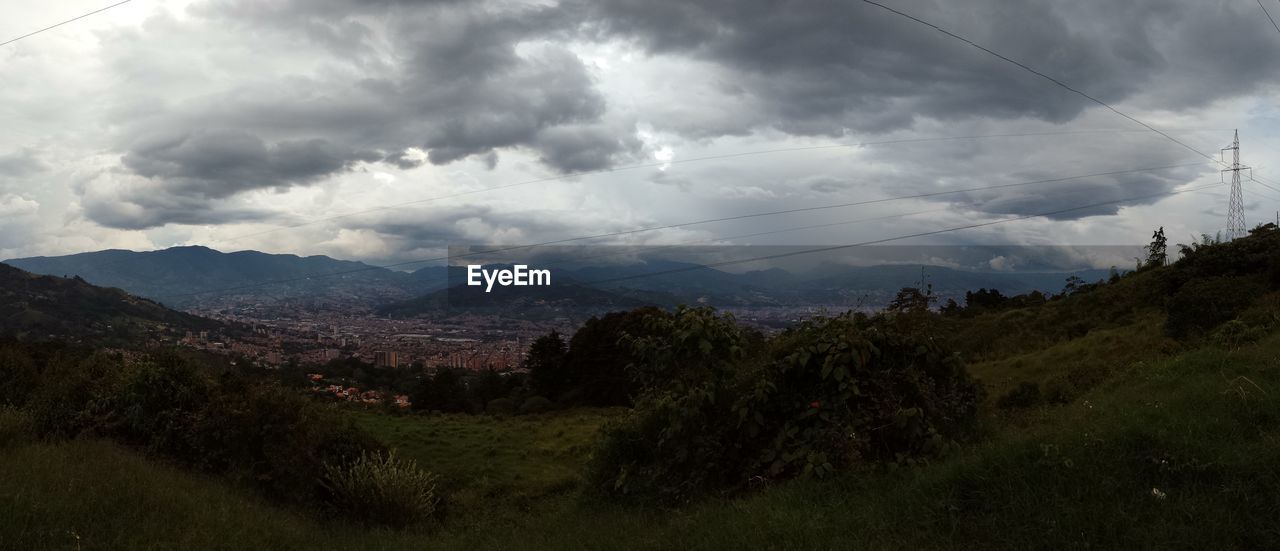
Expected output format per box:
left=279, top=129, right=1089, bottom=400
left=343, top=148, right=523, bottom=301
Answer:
left=1260, top=0, right=1280, bottom=33
left=585, top=182, right=1224, bottom=286
left=503, top=207, right=952, bottom=268
left=1251, top=177, right=1280, bottom=196
left=0, top=0, right=134, bottom=48
left=221, top=128, right=1220, bottom=243
left=857, top=0, right=1224, bottom=168
left=155, top=161, right=1208, bottom=299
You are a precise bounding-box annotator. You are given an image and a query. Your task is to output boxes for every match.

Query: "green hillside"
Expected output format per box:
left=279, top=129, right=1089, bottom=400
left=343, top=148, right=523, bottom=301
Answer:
left=0, top=263, right=219, bottom=344
left=2, top=225, right=1278, bottom=550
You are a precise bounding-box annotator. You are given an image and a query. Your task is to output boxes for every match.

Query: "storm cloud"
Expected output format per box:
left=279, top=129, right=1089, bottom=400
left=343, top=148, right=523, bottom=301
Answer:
left=1, top=0, right=1276, bottom=262
left=571, top=0, right=1280, bottom=136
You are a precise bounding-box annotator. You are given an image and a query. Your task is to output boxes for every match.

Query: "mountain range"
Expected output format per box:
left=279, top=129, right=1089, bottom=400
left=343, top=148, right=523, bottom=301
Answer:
left=4, top=246, right=1115, bottom=317
left=4, top=246, right=445, bottom=310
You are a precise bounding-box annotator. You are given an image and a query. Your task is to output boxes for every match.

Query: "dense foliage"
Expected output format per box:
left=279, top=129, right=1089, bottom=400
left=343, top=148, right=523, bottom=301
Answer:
left=526, top=308, right=667, bottom=406
left=588, top=306, right=982, bottom=503
left=0, top=341, right=436, bottom=527
left=408, top=366, right=527, bottom=414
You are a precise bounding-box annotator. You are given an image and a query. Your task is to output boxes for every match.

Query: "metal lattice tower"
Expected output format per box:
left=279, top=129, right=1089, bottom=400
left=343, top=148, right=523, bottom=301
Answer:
left=1223, top=130, right=1249, bottom=240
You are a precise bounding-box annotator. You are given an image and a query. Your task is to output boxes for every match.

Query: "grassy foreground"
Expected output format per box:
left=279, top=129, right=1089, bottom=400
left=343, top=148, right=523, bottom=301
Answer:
left=3, top=326, right=1280, bottom=550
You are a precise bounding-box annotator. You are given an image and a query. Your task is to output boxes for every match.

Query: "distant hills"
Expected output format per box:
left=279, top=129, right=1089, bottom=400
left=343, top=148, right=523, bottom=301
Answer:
left=4, top=246, right=444, bottom=310
left=374, top=273, right=665, bottom=319
left=374, top=260, right=1115, bottom=318
left=5, top=246, right=1115, bottom=317
left=0, top=262, right=219, bottom=343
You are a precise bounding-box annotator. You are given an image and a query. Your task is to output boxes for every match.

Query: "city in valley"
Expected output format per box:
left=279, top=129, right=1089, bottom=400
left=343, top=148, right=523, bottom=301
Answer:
left=170, top=293, right=852, bottom=408
left=180, top=303, right=848, bottom=369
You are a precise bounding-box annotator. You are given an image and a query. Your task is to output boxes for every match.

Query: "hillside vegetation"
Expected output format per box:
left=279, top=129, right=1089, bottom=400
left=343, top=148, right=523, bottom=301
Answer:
left=0, top=263, right=219, bottom=344
left=1, top=225, right=1278, bottom=550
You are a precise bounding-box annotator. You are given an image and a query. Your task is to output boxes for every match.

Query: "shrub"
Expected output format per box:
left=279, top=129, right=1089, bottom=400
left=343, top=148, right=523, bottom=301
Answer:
left=8, top=344, right=393, bottom=522
left=486, top=397, right=517, bottom=416
left=744, top=314, right=981, bottom=479
left=589, top=308, right=982, bottom=504
left=998, top=382, right=1042, bottom=409
left=190, top=383, right=383, bottom=506
left=527, top=308, right=670, bottom=406
left=26, top=350, right=126, bottom=437
left=105, top=354, right=211, bottom=457
left=518, top=396, right=554, bottom=415
left=1211, top=318, right=1273, bottom=349
left=587, top=307, right=752, bottom=503
left=1165, top=277, right=1263, bottom=338
left=410, top=368, right=471, bottom=413
left=322, top=450, right=441, bottom=528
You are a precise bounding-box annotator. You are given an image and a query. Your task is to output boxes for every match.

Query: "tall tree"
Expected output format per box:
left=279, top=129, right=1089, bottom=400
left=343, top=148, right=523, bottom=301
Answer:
left=1145, top=226, right=1168, bottom=268
left=410, top=368, right=470, bottom=413
left=525, top=330, right=569, bottom=399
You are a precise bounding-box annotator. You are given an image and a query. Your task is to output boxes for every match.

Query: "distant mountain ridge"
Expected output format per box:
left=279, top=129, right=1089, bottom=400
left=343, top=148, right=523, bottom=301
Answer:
left=375, top=260, right=1116, bottom=317
left=6, top=246, right=1116, bottom=316
left=4, top=246, right=444, bottom=309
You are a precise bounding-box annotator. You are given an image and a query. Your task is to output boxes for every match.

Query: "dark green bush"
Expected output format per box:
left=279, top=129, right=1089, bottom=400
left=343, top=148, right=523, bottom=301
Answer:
left=105, top=353, right=212, bottom=457
left=26, top=350, right=125, bottom=437
left=191, top=382, right=383, bottom=506
left=588, top=307, right=750, bottom=503
left=486, top=397, right=517, bottom=415
left=20, top=346, right=385, bottom=515
left=518, top=396, right=554, bottom=415
left=998, top=382, right=1042, bottom=409
left=409, top=368, right=472, bottom=413
left=589, top=308, right=982, bottom=504
left=527, top=308, right=670, bottom=406
left=746, top=314, right=981, bottom=478
left=1165, top=277, right=1264, bottom=338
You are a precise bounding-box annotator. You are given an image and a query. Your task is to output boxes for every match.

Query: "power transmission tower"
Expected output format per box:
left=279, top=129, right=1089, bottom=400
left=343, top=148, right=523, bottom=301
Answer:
left=1222, top=130, right=1250, bottom=240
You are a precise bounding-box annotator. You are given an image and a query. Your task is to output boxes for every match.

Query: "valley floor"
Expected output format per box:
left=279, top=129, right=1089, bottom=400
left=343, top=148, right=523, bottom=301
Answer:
left=4, top=329, right=1280, bottom=550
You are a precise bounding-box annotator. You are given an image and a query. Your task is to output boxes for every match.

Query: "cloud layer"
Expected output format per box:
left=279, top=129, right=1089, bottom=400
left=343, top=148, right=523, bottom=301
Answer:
left=1, top=0, right=1278, bottom=264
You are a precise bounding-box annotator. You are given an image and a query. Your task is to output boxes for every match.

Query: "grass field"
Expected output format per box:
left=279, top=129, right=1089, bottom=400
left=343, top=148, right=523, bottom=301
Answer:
left=347, top=408, right=622, bottom=528
left=4, top=327, right=1280, bottom=550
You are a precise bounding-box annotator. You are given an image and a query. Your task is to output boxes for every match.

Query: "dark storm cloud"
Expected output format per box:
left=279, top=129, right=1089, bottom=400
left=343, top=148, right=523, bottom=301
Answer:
left=531, top=123, right=644, bottom=172
left=927, top=146, right=1216, bottom=220
left=81, top=186, right=279, bottom=230
left=344, top=203, right=591, bottom=250
left=570, top=0, right=1280, bottom=136
left=102, top=0, right=634, bottom=227
left=86, top=0, right=1275, bottom=231
left=121, top=130, right=380, bottom=198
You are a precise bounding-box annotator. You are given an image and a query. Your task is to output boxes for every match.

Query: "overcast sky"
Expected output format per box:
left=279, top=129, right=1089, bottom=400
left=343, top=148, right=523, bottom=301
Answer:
left=3, top=0, right=1280, bottom=271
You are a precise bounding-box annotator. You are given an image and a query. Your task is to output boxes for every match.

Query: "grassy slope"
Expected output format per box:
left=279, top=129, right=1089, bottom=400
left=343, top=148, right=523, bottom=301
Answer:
left=0, top=439, right=373, bottom=550
left=348, top=409, right=621, bottom=530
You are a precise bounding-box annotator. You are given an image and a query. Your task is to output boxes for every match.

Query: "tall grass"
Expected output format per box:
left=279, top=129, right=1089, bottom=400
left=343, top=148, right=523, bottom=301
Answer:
left=322, top=450, right=441, bottom=528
